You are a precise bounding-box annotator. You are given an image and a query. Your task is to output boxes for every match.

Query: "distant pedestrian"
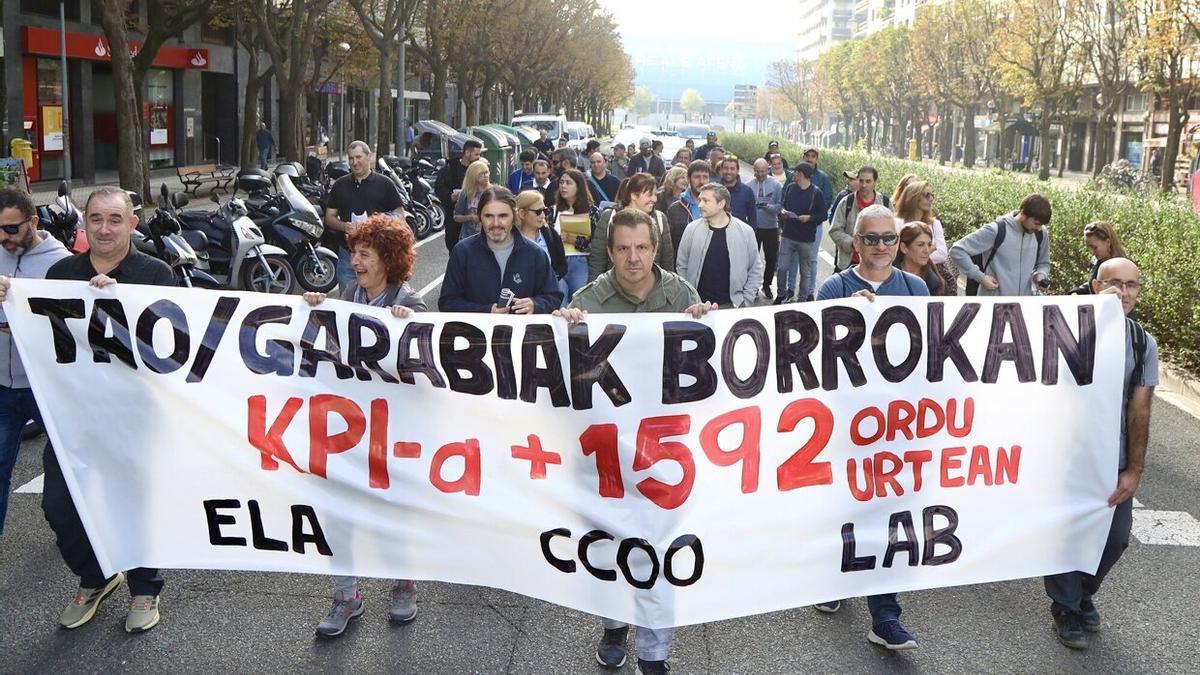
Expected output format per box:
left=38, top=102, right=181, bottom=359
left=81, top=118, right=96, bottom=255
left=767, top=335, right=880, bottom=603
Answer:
left=628, top=137, right=666, bottom=180
left=676, top=183, right=764, bottom=308
left=777, top=162, right=827, bottom=302
left=717, top=156, right=756, bottom=227
left=666, top=160, right=710, bottom=252
left=828, top=165, right=889, bottom=271
left=745, top=158, right=783, bottom=299
left=763, top=140, right=789, bottom=173
left=326, top=140, right=407, bottom=288
left=694, top=130, right=719, bottom=161
left=548, top=168, right=597, bottom=303
left=1069, top=221, right=1126, bottom=295
left=507, top=149, right=537, bottom=194
left=533, top=129, right=555, bottom=159
left=434, top=138, right=483, bottom=253
left=610, top=143, right=629, bottom=180
left=255, top=121, right=275, bottom=170
left=588, top=172, right=676, bottom=281
left=950, top=193, right=1051, bottom=296
left=454, top=159, right=492, bottom=241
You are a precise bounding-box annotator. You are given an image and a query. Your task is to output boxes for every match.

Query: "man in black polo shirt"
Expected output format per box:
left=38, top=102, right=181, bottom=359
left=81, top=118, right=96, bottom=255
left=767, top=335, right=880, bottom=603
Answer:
left=324, top=140, right=406, bottom=288
left=1, top=187, right=174, bottom=634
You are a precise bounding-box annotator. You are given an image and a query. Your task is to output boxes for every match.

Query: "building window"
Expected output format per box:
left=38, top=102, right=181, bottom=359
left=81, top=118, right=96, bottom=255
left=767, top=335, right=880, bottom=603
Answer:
left=22, top=1, right=79, bottom=19
left=1126, top=93, right=1147, bottom=113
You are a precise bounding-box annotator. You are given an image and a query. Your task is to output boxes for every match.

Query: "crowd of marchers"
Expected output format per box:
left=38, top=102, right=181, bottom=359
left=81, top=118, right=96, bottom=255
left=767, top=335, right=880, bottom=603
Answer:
left=0, top=131, right=1157, bottom=674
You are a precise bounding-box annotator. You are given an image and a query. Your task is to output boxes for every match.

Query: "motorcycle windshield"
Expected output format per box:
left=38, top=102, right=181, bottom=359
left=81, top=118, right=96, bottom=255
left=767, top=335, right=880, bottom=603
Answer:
left=277, top=174, right=320, bottom=225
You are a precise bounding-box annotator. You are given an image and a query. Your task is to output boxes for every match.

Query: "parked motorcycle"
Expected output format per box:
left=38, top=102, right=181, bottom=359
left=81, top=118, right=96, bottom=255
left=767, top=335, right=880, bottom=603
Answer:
left=377, top=157, right=433, bottom=238
left=176, top=188, right=295, bottom=294
left=390, top=156, right=445, bottom=233
left=133, top=185, right=220, bottom=289
left=36, top=181, right=87, bottom=252
left=239, top=168, right=338, bottom=293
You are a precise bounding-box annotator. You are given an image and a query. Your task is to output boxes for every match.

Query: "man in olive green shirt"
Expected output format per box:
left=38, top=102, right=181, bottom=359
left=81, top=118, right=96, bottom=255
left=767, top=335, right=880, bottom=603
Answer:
left=559, top=208, right=713, bottom=317
left=551, top=207, right=713, bottom=674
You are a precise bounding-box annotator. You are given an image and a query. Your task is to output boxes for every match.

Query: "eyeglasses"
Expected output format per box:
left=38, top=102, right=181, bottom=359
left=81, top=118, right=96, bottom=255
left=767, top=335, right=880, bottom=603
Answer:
left=0, top=217, right=31, bottom=235
left=857, top=232, right=899, bottom=247
left=1098, top=278, right=1142, bottom=292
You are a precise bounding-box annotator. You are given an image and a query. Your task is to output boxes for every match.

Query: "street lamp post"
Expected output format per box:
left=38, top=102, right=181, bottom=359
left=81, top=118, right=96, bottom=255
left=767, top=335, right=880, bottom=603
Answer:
left=336, top=42, right=350, bottom=161
left=60, top=1, right=71, bottom=182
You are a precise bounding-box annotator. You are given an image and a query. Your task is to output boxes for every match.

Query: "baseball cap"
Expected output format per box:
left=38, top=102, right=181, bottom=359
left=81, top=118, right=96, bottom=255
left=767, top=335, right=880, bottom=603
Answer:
left=768, top=140, right=779, bottom=147
left=843, top=169, right=859, bottom=179
left=706, top=131, right=718, bottom=139
left=804, top=147, right=819, bottom=155
left=794, top=162, right=815, bottom=178
left=638, top=137, right=653, bottom=149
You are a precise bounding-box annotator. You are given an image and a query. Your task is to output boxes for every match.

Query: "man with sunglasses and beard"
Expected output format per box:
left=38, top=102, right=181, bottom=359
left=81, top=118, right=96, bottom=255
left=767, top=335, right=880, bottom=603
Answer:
left=812, top=204, right=926, bottom=651
left=0, top=188, right=71, bottom=536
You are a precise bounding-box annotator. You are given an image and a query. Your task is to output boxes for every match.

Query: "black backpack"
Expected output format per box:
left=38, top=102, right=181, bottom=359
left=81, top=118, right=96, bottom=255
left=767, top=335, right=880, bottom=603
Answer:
left=964, top=221, right=1044, bottom=295
left=1126, top=317, right=1147, bottom=403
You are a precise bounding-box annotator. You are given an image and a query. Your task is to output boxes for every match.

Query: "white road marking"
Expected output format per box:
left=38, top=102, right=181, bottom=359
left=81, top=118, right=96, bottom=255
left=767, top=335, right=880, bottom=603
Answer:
left=1132, top=509, right=1200, bottom=547
left=417, top=274, right=444, bottom=298
left=14, top=474, right=42, bottom=494
left=414, top=231, right=444, bottom=249
left=1134, top=498, right=1144, bottom=508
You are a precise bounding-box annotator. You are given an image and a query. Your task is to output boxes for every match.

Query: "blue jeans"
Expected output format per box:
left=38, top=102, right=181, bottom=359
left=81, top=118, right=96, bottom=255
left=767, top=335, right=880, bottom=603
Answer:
left=806, top=220, right=825, bottom=283
left=258, top=148, right=270, bottom=170
left=777, top=238, right=817, bottom=300
left=0, top=386, right=42, bottom=536
left=603, top=618, right=674, bottom=661
left=867, top=593, right=902, bottom=627
left=336, top=246, right=357, bottom=292
left=563, top=255, right=588, bottom=306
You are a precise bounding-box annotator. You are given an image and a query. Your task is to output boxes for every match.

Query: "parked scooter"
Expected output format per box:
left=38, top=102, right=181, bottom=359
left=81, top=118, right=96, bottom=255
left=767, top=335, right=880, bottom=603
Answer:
left=376, top=157, right=432, bottom=238
left=133, top=186, right=221, bottom=289
left=239, top=168, right=338, bottom=292
left=36, top=181, right=87, bottom=252
left=387, top=156, right=445, bottom=233
left=176, top=188, right=295, bottom=293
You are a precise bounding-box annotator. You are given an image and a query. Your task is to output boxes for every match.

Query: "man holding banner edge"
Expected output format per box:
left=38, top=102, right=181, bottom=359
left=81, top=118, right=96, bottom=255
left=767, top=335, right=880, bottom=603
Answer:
left=555, top=207, right=713, bottom=674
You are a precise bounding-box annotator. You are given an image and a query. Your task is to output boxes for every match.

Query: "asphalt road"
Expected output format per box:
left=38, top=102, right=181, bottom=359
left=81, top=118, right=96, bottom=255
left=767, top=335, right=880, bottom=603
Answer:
left=2, top=167, right=1198, bottom=673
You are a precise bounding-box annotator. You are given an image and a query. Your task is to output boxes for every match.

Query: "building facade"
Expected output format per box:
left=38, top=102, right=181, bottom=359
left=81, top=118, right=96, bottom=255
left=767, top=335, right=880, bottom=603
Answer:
left=796, top=0, right=856, bottom=63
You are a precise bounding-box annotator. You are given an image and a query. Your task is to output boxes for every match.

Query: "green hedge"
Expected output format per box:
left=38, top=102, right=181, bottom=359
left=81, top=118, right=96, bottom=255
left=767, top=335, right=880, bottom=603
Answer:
left=721, top=132, right=1200, bottom=374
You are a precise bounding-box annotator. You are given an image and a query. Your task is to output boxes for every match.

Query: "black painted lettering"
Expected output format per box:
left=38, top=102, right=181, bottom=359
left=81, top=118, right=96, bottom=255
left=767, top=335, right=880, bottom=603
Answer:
left=88, top=299, right=136, bottom=368
left=291, top=504, right=333, bottom=556
left=821, top=307, right=866, bottom=390
left=186, top=296, right=240, bottom=383
left=134, top=299, right=190, bottom=374
left=663, top=535, right=705, bottom=587
left=347, top=313, right=398, bottom=383
left=1041, top=305, right=1095, bottom=386
left=491, top=325, right=517, bottom=400
left=982, top=303, right=1036, bottom=383
left=540, top=528, right=576, bottom=573
left=616, top=538, right=660, bottom=590
left=721, top=319, right=770, bottom=398
left=921, top=505, right=962, bottom=566
left=395, top=322, right=446, bottom=388
left=882, top=510, right=919, bottom=568
left=840, top=522, right=876, bottom=572
left=299, top=310, right=352, bottom=379
left=578, top=529, right=617, bottom=581
left=248, top=499, right=288, bottom=551
left=774, top=310, right=820, bottom=393
left=568, top=323, right=630, bottom=410
left=203, top=499, right=246, bottom=547
left=239, top=305, right=295, bottom=376
left=28, top=298, right=86, bottom=363
left=871, top=306, right=921, bottom=383
left=926, top=302, right=980, bottom=382
left=520, top=324, right=570, bottom=407
left=439, top=321, right=494, bottom=396
left=662, top=321, right=716, bottom=404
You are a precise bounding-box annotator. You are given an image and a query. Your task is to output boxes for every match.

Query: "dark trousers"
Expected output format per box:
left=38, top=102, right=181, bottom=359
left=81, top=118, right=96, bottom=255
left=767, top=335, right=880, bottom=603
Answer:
left=41, top=443, right=163, bottom=596
left=444, top=212, right=462, bottom=254
left=868, top=593, right=901, bottom=626
left=1043, top=497, right=1133, bottom=614
left=0, top=385, right=42, bottom=536
left=755, top=228, right=779, bottom=292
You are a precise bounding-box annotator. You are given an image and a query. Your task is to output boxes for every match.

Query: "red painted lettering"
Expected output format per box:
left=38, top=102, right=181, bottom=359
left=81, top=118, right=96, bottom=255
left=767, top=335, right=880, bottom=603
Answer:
left=308, top=394, right=366, bottom=478
left=247, top=395, right=305, bottom=473
left=429, top=439, right=481, bottom=495
left=699, top=406, right=761, bottom=493
left=873, top=451, right=905, bottom=498
left=940, top=446, right=966, bottom=487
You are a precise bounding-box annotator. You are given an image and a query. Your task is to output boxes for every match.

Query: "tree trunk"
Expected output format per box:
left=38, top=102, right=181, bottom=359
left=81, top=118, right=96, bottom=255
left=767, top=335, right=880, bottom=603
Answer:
left=241, top=51, right=266, bottom=168
left=97, top=0, right=148, bottom=198
left=1058, top=120, right=1070, bottom=178
left=962, top=104, right=977, bottom=169
left=376, top=46, right=395, bottom=156
left=278, top=83, right=305, bottom=162
left=1037, top=107, right=1052, bottom=182
left=430, top=68, right=448, bottom=120
left=1162, top=96, right=1185, bottom=194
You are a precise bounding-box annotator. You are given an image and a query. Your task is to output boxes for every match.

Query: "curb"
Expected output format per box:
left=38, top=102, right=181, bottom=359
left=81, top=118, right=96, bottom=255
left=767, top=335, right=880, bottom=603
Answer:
left=1157, top=362, right=1200, bottom=418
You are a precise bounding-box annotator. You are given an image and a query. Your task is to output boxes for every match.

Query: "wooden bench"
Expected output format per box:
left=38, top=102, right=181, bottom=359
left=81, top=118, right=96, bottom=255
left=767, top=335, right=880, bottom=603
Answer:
left=177, top=163, right=235, bottom=196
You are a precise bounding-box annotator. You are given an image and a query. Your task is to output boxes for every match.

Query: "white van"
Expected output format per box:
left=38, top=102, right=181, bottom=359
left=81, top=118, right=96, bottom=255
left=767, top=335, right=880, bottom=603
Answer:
left=511, top=113, right=568, bottom=143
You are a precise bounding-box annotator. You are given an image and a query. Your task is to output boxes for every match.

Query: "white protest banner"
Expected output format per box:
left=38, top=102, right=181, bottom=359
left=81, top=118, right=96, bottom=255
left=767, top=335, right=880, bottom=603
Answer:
left=6, top=280, right=1126, bottom=629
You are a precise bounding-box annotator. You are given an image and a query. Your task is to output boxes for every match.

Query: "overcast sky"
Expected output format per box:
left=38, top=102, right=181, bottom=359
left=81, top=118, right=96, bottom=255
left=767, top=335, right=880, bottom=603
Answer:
left=596, top=0, right=802, bottom=101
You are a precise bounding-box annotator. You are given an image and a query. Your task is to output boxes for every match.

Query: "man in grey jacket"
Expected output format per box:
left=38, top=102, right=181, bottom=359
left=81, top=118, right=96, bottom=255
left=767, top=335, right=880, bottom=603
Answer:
left=676, top=183, right=764, bottom=308
left=0, top=188, right=71, bottom=535
left=949, top=193, right=1052, bottom=296
left=828, top=165, right=889, bottom=270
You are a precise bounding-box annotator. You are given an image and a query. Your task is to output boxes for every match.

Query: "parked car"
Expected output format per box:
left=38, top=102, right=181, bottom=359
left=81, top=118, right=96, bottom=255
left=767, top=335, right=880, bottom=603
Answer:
left=511, top=113, right=568, bottom=144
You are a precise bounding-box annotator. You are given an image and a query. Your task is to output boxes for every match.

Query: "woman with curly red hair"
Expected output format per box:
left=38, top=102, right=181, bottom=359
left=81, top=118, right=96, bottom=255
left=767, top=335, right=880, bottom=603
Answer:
left=301, top=212, right=425, bottom=638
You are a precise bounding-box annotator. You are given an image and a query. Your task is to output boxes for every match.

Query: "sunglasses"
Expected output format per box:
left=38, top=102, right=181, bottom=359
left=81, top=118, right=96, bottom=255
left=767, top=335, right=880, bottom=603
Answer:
left=525, top=207, right=548, bottom=215
left=857, top=232, right=899, bottom=247
left=0, top=217, right=31, bottom=235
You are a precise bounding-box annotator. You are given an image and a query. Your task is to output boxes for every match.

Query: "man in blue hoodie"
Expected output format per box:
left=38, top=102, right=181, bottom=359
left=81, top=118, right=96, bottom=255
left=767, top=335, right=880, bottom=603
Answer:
left=0, top=188, right=70, bottom=536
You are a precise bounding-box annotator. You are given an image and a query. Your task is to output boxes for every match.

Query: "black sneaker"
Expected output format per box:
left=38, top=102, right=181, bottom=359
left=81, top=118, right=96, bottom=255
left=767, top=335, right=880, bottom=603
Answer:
left=763, top=286, right=774, bottom=300
left=773, top=291, right=793, bottom=305
left=1052, top=611, right=1088, bottom=649
left=595, top=625, right=628, bottom=668
left=867, top=620, right=918, bottom=651
left=814, top=600, right=841, bottom=613
left=637, top=658, right=670, bottom=675
left=1079, top=600, right=1101, bottom=633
